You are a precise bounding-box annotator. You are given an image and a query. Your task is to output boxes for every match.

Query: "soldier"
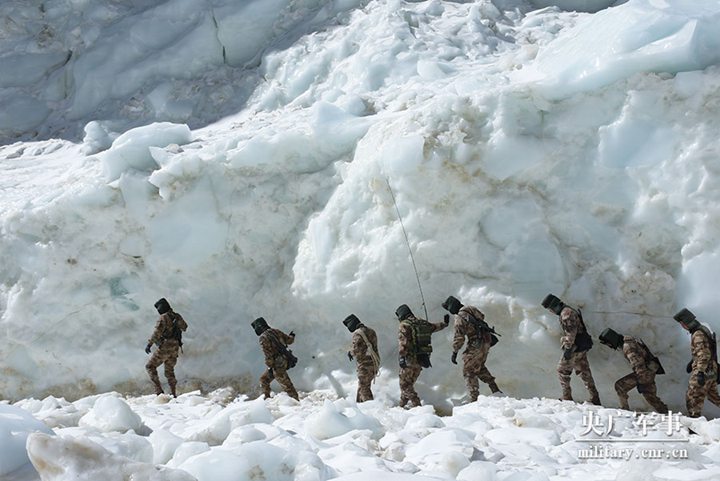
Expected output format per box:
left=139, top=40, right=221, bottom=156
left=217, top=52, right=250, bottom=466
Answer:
left=396, top=304, right=449, bottom=408
left=674, top=308, right=720, bottom=418
left=542, top=294, right=600, bottom=405
left=343, top=314, right=380, bottom=402
left=145, top=298, right=188, bottom=397
left=442, top=296, right=502, bottom=402
left=599, top=328, right=668, bottom=413
left=252, top=317, right=299, bottom=401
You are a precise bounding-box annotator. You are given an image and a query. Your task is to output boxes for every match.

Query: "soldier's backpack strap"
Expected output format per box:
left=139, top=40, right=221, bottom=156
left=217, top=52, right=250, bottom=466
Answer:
left=357, top=328, right=381, bottom=380
left=572, top=308, right=594, bottom=351
left=698, top=325, right=718, bottom=370
left=715, top=333, right=720, bottom=382
left=694, top=324, right=719, bottom=381
left=266, top=329, right=298, bottom=368
left=171, top=312, right=183, bottom=349
left=160, top=312, right=184, bottom=352
left=637, top=338, right=665, bottom=375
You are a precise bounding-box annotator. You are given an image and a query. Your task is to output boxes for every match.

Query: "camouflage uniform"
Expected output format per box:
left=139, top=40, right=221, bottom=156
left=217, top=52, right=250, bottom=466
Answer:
left=146, top=310, right=188, bottom=396
left=398, top=315, right=448, bottom=408
left=614, top=336, right=668, bottom=413
left=557, top=306, right=600, bottom=404
left=259, top=328, right=299, bottom=401
left=351, top=325, right=380, bottom=402
left=686, top=328, right=720, bottom=417
left=452, top=305, right=500, bottom=401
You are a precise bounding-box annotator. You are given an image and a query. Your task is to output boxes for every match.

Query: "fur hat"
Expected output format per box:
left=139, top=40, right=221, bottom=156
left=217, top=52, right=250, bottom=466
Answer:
left=395, top=304, right=413, bottom=321
left=251, top=317, right=270, bottom=336
left=343, top=314, right=362, bottom=332
left=599, top=328, right=624, bottom=350
left=154, top=298, right=171, bottom=315
left=674, top=308, right=700, bottom=332
left=541, top=294, right=565, bottom=315
left=442, top=296, right=463, bottom=315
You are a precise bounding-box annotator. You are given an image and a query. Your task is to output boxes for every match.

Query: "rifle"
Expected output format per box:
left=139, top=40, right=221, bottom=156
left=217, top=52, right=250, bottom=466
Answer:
left=267, top=330, right=298, bottom=369
left=466, top=312, right=501, bottom=346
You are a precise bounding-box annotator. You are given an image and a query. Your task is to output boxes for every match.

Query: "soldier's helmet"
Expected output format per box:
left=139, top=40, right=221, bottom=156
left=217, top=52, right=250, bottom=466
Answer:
left=674, top=308, right=700, bottom=332
left=599, top=328, right=624, bottom=350
left=154, top=298, right=171, bottom=315
left=395, top=304, right=413, bottom=321
left=442, top=296, right=463, bottom=315
left=251, top=317, right=270, bottom=336
left=343, top=314, right=362, bottom=332
left=541, top=294, right=565, bottom=315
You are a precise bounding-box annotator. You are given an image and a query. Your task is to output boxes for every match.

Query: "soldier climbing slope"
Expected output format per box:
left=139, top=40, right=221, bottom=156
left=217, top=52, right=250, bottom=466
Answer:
left=599, top=327, right=668, bottom=413
left=542, top=294, right=601, bottom=405
left=343, top=314, right=380, bottom=402
left=442, top=295, right=502, bottom=402
left=675, top=308, right=720, bottom=418
left=396, top=304, right=449, bottom=408
left=252, top=317, right=299, bottom=401
left=145, top=298, right=187, bottom=397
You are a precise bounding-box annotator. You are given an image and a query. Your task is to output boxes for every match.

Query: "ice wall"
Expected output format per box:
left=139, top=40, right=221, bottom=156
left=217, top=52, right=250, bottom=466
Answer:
left=1, top=0, right=720, bottom=413
left=0, top=0, right=368, bottom=143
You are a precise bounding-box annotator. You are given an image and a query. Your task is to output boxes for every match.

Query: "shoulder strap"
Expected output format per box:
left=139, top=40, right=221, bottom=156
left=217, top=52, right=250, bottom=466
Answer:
left=698, top=325, right=718, bottom=363
left=357, top=328, right=381, bottom=378
left=576, top=308, right=588, bottom=333
left=267, top=329, right=284, bottom=347
left=634, top=337, right=653, bottom=358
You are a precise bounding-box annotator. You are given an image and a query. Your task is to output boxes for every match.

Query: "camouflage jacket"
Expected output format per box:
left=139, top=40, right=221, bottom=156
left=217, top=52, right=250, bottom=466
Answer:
left=259, top=328, right=294, bottom=367
left=559, top=306, right=586, bottom=350
left=352, top=325, right=379, bottom=366
left=622, top=336, right=658, bottom=380
left=452, top=305, right=492, bottom=353
left=148, top=310, right=187, bottom=347
left=690, top=329, right=716, bottom=374
left=398, top=314, right=447, bottom=363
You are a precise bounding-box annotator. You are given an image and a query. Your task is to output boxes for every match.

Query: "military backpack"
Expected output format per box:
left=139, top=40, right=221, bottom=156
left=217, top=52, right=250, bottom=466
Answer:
left=162, top=312, right=184, bottom=348
left=402, top=318, right=434, bottom=367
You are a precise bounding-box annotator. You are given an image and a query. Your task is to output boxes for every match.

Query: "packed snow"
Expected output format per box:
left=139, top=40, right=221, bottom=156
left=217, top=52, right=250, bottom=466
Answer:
left=5, top=390, right=720, bottom=481
left=2, top=0, right=720, bottom=478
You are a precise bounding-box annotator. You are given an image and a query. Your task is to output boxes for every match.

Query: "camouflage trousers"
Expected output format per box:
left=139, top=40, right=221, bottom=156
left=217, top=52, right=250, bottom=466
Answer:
left=146, top=341, right=180, bottom=395
left=399, top=364, right=423, bottom=408
left=260, top=357, right=299, bottom=401
left=356, top=359, right=377, bottom=403
left=557, top=350, right=599, bottom=403
left=615, top=372, right=668, bottom=414
left=686, top=370, right=720, bottom=418
left=462, top=347, right=499, bottom=402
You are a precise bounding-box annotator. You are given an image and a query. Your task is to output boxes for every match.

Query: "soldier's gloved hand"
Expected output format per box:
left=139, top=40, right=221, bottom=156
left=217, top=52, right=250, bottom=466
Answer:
left=686, top=361, right=693, bottom=373
left=145, top=343, right=152, bottom=354
left=347, top=351, right=353, bottom=362
left=444, top=314, right=450, bottom=325
left=697, top=372, right=706, bottom=386
left=637, top=384, right=649, bottom=394
left=562, top=348, right=573, bottom=361
left=399, top=357, right=407, bottom=369
left=451, top=352, right=458, bottom=365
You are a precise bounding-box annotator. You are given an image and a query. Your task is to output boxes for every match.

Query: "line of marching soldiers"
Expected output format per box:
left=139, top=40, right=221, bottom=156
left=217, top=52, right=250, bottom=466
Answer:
left=143, top=295, right=720, bottom=418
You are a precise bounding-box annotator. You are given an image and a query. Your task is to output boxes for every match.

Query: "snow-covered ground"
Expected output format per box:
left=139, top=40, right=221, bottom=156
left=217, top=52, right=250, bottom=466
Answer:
left=6, top=389, right=720, bottom=481
left=3, top=0, right=720, bottom=478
